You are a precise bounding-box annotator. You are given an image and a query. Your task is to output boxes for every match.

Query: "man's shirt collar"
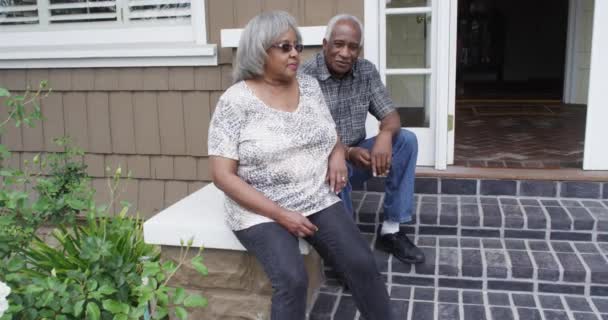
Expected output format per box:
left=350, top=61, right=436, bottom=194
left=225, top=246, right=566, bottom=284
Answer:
left=315, top=52, right=357, bottom=81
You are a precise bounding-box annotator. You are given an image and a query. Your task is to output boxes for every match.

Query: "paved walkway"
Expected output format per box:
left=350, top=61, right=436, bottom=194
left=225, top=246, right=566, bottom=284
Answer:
left=454, top=104, right=586, bottom=169
left=308, top=191, right=608, bottom=320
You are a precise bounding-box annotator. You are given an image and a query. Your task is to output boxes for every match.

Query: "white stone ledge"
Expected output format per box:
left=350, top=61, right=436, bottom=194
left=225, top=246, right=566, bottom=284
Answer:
left=143, top=183, right=310, bottom=254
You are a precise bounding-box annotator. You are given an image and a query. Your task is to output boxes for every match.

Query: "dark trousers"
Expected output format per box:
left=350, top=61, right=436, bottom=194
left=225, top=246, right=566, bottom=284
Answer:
left=234, top=202, right=392, bottom=320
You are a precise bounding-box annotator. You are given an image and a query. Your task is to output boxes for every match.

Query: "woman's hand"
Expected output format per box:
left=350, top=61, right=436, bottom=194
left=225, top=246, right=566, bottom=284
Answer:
left=327, top=146, right=348, bottom=193
left=276, top=209, right=318, bottom=238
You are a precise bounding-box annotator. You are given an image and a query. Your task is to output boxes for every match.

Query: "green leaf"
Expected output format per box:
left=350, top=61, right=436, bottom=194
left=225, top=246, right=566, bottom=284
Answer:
left=153, top=306, right=168, bottom=320
left=161, top=260, right=176, bottom=272
left=191, top=257, right=208, bottom=276
left=183, top=294, right=207, bottom=308
left=97, top=284, right=117, bottom=296
left=0, top=87, right=9, bottom=97
left=73, top=300, right=85, bottom=317
left=114, top=314, right=128, bottom=320
left=86, top=302, right=101, bottom=320
left=173, top=287, right=186, bottom=305
left=102, top=299, right=129, bottom=314
left=156, top=290, right=169, bottom=306
left=6, top=256, right=25, bottom=272
left=86, top=279, right=98, bottom=291
left=142, top=262, right=161, bottom=277
left=0, top=144, right=10, bottom=159
left=174, top=306, right=188, bottom=320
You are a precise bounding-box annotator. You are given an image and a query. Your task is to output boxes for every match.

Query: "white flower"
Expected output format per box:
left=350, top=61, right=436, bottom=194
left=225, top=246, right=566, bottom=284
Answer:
left=0, top=299, right=8, bottom=317
left=0, top=281, right=9, bottom=317
left=0, top=281, right=10, bottom=299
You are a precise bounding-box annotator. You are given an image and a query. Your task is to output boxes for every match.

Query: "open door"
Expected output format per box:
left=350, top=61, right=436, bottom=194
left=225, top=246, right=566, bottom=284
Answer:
left=365, top=0, right=457, bottom=168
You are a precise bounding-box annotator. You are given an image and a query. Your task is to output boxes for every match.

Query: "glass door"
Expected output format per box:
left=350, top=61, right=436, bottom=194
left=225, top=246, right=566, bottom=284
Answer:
left=383, top=0, right=435, bottom=166
left=365, top=0, right=456, bottom=168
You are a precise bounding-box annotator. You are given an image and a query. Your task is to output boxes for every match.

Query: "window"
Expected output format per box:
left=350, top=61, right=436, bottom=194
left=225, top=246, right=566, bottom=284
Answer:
left=0, top=0, right=216, bottom=68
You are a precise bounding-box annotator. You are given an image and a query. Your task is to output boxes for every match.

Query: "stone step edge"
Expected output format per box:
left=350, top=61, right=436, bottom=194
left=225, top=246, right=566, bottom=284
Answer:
left=325, top=256, right=608, bottom=288
left=322, top=271, right=608, bottom=297
left=387, top=275, right=608, bottom=297
left=357, top=213, right=606, bottom=236
left=354, top=177, right=608, bottom=200
left=314, top=282, right=608, bottom=317
left=355, top=223, right=608, bottom=243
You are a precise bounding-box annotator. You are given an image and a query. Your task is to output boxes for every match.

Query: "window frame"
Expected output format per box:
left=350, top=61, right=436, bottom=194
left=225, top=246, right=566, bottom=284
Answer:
left=0, top=0, right=217, bottom=68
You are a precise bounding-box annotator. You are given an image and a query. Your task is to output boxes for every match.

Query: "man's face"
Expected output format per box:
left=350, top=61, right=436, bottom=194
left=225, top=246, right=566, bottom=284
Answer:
left=323, top=20, right=362, bottom=78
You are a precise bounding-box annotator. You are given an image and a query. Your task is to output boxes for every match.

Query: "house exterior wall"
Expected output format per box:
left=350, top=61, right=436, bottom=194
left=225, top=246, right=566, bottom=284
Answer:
left=0, top=0, right=363, bottom=218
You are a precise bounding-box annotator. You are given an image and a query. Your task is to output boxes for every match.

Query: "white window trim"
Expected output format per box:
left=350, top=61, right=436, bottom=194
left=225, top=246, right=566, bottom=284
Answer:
left=0, top=0, right=217, bottom=68
left=220, top=26, right=326, bottom=48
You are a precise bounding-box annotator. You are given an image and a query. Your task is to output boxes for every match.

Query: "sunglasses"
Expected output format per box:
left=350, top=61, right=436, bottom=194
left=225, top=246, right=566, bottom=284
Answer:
left=269, top=42, right=304, bottom=53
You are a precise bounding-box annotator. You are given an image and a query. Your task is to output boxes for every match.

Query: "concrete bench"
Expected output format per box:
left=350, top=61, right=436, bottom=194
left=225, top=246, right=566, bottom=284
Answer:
left=143, top=184, right=323, bottom=320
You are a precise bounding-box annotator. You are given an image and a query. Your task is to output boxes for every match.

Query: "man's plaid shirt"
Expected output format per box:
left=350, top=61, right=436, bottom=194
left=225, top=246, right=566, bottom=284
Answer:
left=300, top=52, right=395, bottom=147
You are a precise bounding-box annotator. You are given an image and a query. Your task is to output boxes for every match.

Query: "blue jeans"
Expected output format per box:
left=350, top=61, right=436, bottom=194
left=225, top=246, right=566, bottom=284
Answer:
left=340, top=129, right=418, bottom=223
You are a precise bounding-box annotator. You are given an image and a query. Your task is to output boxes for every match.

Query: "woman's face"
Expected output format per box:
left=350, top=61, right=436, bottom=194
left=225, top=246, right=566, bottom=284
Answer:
left=264, top=28, right=300, bottom=81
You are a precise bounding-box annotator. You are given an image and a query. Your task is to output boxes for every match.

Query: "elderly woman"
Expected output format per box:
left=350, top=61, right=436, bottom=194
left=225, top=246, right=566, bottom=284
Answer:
left=208, top=11, right=392, bottom=320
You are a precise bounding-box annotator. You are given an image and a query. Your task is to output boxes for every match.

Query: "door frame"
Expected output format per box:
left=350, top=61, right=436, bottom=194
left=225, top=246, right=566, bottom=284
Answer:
left=564, top=0, right=592, bottom=104
left=584, top=0, right=608, bottom=169
left=363, top=0, right=457, bottom=169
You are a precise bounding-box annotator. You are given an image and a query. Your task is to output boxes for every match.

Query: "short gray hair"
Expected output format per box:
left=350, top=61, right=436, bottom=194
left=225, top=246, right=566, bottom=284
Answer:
left=232, top=11, right=302, bottom=83
left=324, top=14, right=364, bottom=46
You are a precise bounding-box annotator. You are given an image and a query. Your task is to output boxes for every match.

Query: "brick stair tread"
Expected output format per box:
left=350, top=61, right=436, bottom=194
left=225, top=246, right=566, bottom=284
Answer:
left=354, top=192, right=608, bottom=238
left=358, top=176, right=608, bottom=199
left=368, top=238, right=608, bottom=285
left=311, top=283, right=608, bottom=320
left=309, top=190, right=608, bottom=318
left=321, top=237, right=608, bottom=298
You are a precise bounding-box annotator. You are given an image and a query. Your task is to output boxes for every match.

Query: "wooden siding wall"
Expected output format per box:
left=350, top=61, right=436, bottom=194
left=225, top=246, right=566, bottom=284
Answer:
left=0, top=0, right=363, bottom=218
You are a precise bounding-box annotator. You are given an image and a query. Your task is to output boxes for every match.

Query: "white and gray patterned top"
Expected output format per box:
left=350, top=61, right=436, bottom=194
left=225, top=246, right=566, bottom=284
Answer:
left=208, top=74, right=341, bottom=231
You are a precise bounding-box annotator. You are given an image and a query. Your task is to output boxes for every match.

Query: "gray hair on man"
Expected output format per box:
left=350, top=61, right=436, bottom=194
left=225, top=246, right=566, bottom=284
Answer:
left=232, top=11, right=302, bottom=83
left=324, top=14, right=364, bottom=46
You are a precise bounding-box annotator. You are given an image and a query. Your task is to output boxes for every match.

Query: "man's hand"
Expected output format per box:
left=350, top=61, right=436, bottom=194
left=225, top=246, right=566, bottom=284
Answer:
left=348, top=147, right=372, bottom=169
left=276, top=209, right=318, bottom=238
left=327, top=147, right=348, bottom=193
left=371, top=132, right=392, bottom=177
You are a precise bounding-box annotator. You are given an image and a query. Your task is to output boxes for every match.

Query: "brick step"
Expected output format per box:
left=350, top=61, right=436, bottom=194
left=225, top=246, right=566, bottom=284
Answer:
left=355, top=176, right=608, bottom=200
left=324, top=239, right=608, bottom=298
left=322, top=232, right=608, bottom=298
left=310, top=282, right=608, bottom=320
left=353, top=192, right=608, bottom=242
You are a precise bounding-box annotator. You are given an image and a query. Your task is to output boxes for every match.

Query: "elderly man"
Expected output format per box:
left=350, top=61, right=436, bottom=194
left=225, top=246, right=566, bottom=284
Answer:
left=301, top=14, right=424, bottom=265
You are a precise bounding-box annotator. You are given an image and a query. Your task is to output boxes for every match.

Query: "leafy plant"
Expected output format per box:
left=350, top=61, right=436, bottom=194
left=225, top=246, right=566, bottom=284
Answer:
left=0, top=83, right=208, bottom=319
left=3, top=208, right=207, bottom=320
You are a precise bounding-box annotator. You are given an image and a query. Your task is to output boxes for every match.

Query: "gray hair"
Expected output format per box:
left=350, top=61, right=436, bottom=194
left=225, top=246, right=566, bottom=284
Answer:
left=232, top=11, right=302, bottom=83
left=324, top=14, right=364, bottom=46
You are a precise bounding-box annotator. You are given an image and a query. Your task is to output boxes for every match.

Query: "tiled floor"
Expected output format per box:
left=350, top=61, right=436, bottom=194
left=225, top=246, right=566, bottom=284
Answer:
left=454, top=103, right=586, bottom=169
left=308, top=191, right=608, bottom=320
left=313, top=287, right=608, bottom=320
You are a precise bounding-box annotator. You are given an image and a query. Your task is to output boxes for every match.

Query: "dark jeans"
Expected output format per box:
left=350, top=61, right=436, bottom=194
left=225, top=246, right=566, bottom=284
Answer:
left=234, top=202, right=392, bottom=320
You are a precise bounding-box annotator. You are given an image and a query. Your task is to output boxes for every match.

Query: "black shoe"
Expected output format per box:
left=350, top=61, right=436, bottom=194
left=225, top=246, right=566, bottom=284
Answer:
left=378, top=231, right=425, bottom=264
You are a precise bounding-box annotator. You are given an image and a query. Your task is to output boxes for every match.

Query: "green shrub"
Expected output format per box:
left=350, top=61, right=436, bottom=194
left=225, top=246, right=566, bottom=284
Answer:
left=0, top=83, right=207, bottom=319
